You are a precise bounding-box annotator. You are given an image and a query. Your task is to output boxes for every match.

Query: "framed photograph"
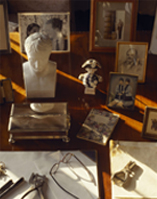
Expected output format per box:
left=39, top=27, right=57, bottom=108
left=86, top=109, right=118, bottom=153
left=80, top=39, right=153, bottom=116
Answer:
left=0, top=78, right=14, bottom=104
left=142, top=106, right=157, bottom=140
left=89, top=0, right=138, bottom=52
left=0, top=0, right=11, bottom=54
left=149, top=9, right=157, bottom=55
left=106, top=72, right=138, bottom=110
left=18, top=12, right=70, bottom=53
left=115, top=41, right=148, bottom=83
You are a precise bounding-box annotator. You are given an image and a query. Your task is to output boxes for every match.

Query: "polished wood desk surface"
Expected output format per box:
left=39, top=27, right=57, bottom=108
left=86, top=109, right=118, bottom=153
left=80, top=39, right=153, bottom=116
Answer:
left=0, top=31, right=157, bottom=199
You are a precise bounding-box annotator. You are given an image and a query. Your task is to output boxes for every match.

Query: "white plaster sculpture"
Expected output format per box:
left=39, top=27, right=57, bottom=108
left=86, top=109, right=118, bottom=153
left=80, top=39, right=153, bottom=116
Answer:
left=23, top=32, right=57, bottom=98
left=78, top=59, right=103, bottom=95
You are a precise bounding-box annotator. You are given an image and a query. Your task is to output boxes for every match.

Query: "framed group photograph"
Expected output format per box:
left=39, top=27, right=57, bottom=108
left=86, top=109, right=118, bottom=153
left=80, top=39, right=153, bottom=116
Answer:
left=89, top=0, right=138, bottom=52
left=115, top=41, right=148, bottom=83
left=106, top=72, right=138, bottom=110
left=18, top=12, right=70, bottom=53
left=0, top=0, right=11, bottom=54
left=142, top=106, right=157, bottom=140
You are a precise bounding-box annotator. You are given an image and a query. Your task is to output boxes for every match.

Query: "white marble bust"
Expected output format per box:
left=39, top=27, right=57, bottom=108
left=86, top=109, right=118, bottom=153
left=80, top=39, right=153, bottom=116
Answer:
left=23, top=32, right=57, bottom=98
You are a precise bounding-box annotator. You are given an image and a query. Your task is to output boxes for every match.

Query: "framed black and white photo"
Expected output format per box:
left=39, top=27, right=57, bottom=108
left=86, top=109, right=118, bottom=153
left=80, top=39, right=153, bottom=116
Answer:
left=149, top=8, right=157, bottom=55
left=142, top=106, right=157, bottom=140
left=18, top=12, right=70, bottom=53
left=106, top=72, right=138, bottom=110
left=115, top=41, right=148, bottom=83
left=89, top=0, right=138, bottom=52
left=0, top=0, right=11, bottom=54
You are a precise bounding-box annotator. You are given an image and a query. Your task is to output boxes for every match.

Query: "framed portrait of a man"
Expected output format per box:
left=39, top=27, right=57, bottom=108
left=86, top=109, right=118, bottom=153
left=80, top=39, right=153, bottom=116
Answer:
left=142, top=106, right=157, bottom=140
left=106, top=72, right=138, bottom=110
left=18, top=12, right=70, bottom=53
left=89, top=0, right=138, bottom=52
left=115, top=41, right=148, bottom=83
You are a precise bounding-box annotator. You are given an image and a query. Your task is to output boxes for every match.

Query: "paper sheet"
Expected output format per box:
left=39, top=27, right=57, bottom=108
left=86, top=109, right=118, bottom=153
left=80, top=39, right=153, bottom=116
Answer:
left=0, top=151, right=99, bottom=199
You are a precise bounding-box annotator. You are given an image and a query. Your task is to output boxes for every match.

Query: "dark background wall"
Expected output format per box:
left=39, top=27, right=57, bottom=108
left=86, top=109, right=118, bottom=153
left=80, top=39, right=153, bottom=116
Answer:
left=7, top=0, right=157, bottom=32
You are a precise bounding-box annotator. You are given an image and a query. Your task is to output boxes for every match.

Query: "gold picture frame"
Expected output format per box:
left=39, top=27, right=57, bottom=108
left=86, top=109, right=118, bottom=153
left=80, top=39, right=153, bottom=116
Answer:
left=115, top=41, right=148, bottom=83
left=89, top=0, right=138, bottom=52
left=142, top=106, right=157, bottom=140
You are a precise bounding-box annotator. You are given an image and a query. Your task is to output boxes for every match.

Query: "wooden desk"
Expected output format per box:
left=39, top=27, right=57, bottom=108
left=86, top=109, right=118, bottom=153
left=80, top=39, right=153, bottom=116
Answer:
left=0, top=31, right=157, bottom=199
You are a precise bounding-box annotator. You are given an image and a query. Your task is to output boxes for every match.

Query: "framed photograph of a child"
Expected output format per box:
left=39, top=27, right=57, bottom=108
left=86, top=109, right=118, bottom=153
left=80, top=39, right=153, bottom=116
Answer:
left=18, top=12, right=70, bottom=53
left=142, top=107, right=157, bottom=140
left=115, top=42, right=148, bottom=83
left=106, top=72, right=138, bottom=110
left=89, top=0, right=138, bottom=52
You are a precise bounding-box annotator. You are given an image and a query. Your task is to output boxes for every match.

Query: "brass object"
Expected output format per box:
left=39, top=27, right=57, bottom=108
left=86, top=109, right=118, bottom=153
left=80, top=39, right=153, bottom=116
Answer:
left=0, top=161, right=6, bottom=177
left=112, top=161, right=136, bottom=187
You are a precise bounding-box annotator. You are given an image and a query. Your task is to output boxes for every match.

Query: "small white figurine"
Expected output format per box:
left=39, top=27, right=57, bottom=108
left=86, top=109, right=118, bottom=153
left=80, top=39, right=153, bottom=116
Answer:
left=78, top=59, right=103, bottom=95
left=23, top=32, right=57, bottom=98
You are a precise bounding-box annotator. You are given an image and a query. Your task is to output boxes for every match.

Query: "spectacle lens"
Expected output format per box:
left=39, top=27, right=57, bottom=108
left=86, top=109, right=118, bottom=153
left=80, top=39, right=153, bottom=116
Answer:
left=62, top=153, right=72, bottom=163
left=49, top=153, right=96, bottom=199
left=69, top=161, right=95, bottom=184
left=51, top=163, right=59, bottom=174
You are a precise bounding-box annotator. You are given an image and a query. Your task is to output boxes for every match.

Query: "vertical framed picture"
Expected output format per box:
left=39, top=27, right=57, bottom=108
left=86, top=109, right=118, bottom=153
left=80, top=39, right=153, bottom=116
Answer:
left=106, top=72, right=138, bottom=110
left=149, top=9, right=157, bottom=55
left=142, top=106, right=157, bottom=140
left=115, top=41, right=148, bottom=83
left=0, top=0, right=11, bottom=54
left=18, top=12, right=70, bottom=53
left=89, top=0, right=138, bottom=52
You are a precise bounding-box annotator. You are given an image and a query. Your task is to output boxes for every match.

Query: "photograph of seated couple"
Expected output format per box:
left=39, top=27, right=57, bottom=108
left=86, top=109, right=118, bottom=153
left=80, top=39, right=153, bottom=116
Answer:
left=108, top=76, right=137, bottom=109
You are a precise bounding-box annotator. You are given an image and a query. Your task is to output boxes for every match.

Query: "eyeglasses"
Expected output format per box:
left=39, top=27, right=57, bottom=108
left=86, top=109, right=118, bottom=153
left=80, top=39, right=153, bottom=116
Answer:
left=49, top=153, right=96, bottom=199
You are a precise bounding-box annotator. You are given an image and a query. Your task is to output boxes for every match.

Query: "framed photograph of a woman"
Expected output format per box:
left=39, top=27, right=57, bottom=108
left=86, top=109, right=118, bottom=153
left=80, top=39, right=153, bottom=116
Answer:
left=106, top=72, right=138, bottom=110
left=18, top=12, right=70, bottom=53
left=89, top=0, right=138, bottom=52
left=115, top=41, right=148, bottom=83
left=142, top=106, right=157, bottom=140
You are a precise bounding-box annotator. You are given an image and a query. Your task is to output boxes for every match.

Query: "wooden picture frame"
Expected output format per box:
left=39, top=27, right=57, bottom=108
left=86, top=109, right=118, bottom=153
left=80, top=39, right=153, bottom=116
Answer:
left=0, top=78, right=14, bottom=104
left=18, top=12, right=70, bottom=53
left=142, top=106, right=157, bottom=140
left=115, top=41, right=148, bottom=83
left=149, top=9, right=157, bottom=55
left=0, top=0, right=11, bottom=54
left=89, top=0, right=138, bottom=52
left=106, top=72, right=138, bottom=110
